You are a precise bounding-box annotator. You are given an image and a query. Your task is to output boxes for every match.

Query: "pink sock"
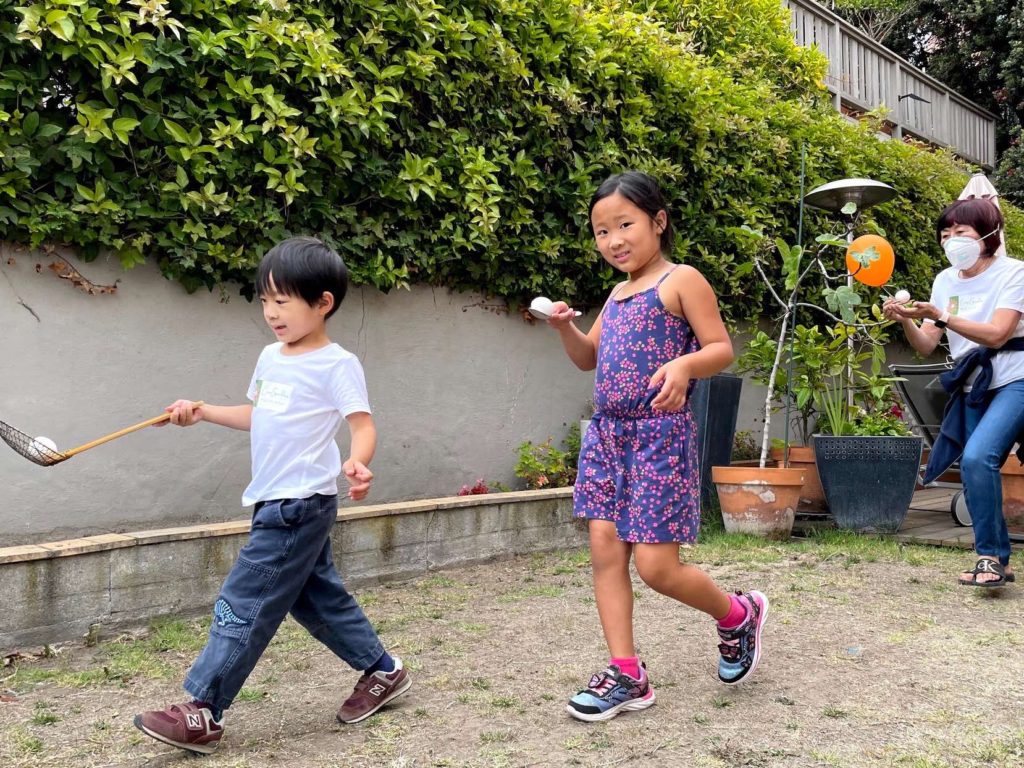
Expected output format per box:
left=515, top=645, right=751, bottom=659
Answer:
left=717, top=594, right=749, bottom=629
left=610, top=656, right=641, bottom=679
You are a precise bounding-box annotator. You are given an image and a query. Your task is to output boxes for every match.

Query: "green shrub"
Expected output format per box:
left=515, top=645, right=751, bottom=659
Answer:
left=0, top=0, right=1017, bottom=317
left=515, top=422, right=580, bottom=489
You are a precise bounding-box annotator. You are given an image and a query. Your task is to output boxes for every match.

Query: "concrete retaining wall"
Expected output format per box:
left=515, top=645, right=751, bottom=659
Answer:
left=0, top=489, right=581, bottom=652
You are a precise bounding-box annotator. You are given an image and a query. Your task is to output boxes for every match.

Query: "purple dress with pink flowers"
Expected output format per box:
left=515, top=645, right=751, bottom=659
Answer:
left=573, top=268, right=702, bottom=543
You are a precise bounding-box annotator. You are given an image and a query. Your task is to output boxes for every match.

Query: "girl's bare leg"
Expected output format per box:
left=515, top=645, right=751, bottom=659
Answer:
left=633, top=542, right=731, bottom=619
left=589, top=520, right=635, bottom=657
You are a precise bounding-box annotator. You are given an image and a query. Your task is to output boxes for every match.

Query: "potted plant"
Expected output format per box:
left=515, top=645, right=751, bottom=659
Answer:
left=714, top=188, right=919, bottom=538
left=812, top=323, right=923, bottom=533
left=711, top=235, right=812, bottom=539
left=737, top=323, right=847, bottom=514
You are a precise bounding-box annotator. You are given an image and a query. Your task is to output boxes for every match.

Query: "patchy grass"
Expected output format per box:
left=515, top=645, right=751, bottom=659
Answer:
left=2, top=538, right=1021, bottom=768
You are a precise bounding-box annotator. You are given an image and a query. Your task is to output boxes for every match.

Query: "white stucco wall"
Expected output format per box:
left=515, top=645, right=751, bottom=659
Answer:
left=1, top=242, right=929, bottom=545
left=1, top=244, right=599, bottom=544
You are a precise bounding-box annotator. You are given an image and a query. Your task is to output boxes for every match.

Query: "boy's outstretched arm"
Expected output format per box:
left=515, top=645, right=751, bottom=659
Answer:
left=343, top=411, right=376, bottom=501
left=162, top=400, right=253, bottom=431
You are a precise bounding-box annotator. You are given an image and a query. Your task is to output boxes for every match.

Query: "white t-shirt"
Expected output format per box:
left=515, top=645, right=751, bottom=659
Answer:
left=242, top=342, right=371, bottom=506
left=927, top=255, right=1024, bottom=389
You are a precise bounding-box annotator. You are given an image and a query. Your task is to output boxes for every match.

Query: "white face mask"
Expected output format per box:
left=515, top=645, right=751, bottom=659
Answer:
left=943, top=228, right=999, bottom=271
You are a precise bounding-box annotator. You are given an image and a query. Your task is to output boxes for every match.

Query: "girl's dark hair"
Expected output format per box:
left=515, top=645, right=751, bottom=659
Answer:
left=257, top=236, right=348, bottom=319
left=589, top=171, right=674, bottom=253
left=936, top=198, right=1004, bottom=257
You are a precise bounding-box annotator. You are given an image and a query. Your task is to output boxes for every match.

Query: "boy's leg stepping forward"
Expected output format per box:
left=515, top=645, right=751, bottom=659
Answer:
left=134, top=701, right=224, bottom=755
left=337, top=657, right=413, bottom=724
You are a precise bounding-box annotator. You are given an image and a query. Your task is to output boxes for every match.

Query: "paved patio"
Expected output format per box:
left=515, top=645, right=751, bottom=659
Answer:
left=797, top=486, right=1024, bottom=553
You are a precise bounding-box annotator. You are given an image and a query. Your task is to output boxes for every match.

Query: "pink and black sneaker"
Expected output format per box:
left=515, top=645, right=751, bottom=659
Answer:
left=717, top=590, right=769, bottom=685
left=566, top=664, right=656, bottom=722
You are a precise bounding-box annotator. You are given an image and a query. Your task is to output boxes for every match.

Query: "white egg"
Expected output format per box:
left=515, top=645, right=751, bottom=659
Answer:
left=28, top=436, right=59, bottom=459
left=529, top=296, right=555, bottom=319
left=894, top=289, right=911, bottom=303
left=531, top=296, right=554, bottom=313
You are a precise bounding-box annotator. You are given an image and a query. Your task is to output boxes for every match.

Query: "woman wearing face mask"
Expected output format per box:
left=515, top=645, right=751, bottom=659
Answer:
left=883, top=198, right=1024, bottom=588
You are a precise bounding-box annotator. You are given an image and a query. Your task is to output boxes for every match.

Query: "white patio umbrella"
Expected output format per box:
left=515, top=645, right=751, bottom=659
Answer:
left=958, top=172, right=1007, bottom=257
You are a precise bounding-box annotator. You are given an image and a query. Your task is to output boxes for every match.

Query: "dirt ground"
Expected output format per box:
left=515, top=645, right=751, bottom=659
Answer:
left=1, top=536, right=1023, bottom=768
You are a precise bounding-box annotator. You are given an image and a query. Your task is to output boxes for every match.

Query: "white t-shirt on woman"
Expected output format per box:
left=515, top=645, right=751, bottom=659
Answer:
left=242, top=342, right=371, bottom=506
left=927, top=255, right=1024, bottom=389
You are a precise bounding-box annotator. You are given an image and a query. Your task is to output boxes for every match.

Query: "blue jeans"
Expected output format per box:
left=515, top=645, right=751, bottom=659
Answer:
left=184, top=494, right=385, bottom=712
left=962, top=379, right=1024, bottom=567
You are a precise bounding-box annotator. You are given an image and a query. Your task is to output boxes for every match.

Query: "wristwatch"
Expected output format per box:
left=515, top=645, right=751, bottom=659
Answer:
left=934, top=310, right=950, bottom=329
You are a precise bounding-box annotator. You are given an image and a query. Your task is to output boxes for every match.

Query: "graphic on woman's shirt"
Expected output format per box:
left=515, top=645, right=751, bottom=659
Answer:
left=253, top=380, right=293, bottom=412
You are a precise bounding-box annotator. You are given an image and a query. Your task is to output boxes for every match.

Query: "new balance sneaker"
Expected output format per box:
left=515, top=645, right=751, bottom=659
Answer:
left=566, top=664, right=656, bottom=722
left=717, top=590, right=769, bottom=685
left=133, top=701, right=223, bottom=755
left=337, top=657, right=412, bottom=724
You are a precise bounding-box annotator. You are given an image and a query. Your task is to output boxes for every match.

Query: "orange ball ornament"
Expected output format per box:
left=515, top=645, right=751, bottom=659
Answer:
left=845, top=235, right=895, bottom=287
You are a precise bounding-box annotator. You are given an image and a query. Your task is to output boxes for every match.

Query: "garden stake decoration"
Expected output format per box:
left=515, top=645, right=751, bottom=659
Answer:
left=0, top=402, right=204, bottom=467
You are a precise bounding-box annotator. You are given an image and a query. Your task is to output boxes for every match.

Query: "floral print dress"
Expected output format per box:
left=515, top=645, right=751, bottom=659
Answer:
left=573, top=268, right=702, bottom=543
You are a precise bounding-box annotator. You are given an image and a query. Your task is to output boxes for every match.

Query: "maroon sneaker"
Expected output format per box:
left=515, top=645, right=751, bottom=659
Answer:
left=133, top=701, right=224, bottom=754
left=337, top=658, right=412, bottom=723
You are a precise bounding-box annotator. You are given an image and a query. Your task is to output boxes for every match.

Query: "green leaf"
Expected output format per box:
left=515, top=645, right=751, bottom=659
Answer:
left=143, top=77, right=164, bottom=97
left=22, top=111, right=39, bottom=137
left=35, top=123, right=63, bottom=139
left=163, top=119, right=191, bottom=144
left=113, top=118, right=140, bottom=134
left=840, top=201, right=857, bottom=216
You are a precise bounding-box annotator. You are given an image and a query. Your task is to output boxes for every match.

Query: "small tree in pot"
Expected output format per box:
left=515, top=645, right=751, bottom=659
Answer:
left=713, top=209, right=917, bottom=537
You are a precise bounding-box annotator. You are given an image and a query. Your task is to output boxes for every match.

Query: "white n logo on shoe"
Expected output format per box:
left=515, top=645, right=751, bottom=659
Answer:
left=186, top=713, right=203, bottom=729
left=368, top=684, right=387, bottom=697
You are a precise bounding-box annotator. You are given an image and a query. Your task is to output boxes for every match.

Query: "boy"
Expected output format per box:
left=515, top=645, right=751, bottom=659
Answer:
left=134, top=236, right=410, bottom=754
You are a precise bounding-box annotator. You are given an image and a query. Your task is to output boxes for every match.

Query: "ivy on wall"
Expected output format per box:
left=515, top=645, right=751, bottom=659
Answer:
left=0, top=0, right=1019, bottom=318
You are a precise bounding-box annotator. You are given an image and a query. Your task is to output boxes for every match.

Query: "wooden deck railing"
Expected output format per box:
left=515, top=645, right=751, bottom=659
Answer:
left=784, top=0, right=997, bottom=168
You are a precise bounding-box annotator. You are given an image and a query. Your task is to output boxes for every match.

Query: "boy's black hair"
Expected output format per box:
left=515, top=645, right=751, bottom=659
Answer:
left=256, top=236, right=348, bottom=319
left=936, top=198, right=1004, bottom=258
left=589, top=171, right=674, bottom=253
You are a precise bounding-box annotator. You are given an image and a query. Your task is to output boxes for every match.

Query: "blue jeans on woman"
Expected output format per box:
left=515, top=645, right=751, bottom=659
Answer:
left=183, top=494, right=385, bottom=714
left=962, top=379, right=1024, bottom=567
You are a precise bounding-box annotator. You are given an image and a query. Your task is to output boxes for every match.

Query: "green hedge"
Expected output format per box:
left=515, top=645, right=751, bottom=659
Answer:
left=0, top=0, right=1018, bottom=318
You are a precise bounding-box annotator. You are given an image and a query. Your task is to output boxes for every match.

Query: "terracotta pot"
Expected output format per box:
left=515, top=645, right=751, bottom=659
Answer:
left=711, top=466, right=804, bottom=539
left=1000, top=458, right=1024, bottom=535
left=771, top=444, right=828, bottom=513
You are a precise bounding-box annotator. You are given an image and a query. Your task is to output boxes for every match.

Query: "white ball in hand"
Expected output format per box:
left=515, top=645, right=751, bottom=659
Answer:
left=28, top=436, right=59, bottom=460
left=894, top=289, right=911, bottom=304
left=529, top=296, right=555, bottom=319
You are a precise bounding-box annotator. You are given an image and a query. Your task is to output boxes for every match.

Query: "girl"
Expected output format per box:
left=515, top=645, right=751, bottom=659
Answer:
left=545, top=172, right=768, bottom=722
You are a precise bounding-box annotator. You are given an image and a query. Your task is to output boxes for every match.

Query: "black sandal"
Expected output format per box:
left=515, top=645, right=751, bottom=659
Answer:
left=958, top=558, right=1007, bottom=587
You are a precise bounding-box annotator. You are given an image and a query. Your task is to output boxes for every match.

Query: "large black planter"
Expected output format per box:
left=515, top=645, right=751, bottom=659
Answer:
left=813, top=435, right=923, bottom=533
left=692, top=373, right=743, bottom=510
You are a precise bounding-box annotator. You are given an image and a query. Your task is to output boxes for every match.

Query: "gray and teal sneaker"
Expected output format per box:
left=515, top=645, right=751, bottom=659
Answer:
left=566, top=664, right=655, bottom=722
left=717, top=590, right=769, bottom=685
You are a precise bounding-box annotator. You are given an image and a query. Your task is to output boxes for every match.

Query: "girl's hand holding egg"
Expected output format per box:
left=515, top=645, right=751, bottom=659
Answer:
left=530, top=296, right=581, bottom=325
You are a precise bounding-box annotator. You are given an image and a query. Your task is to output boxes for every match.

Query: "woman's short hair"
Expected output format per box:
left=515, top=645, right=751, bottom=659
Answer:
left=257, top=236, right=348, bottom=319
left=936, top=198, right=1004, bottom=257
